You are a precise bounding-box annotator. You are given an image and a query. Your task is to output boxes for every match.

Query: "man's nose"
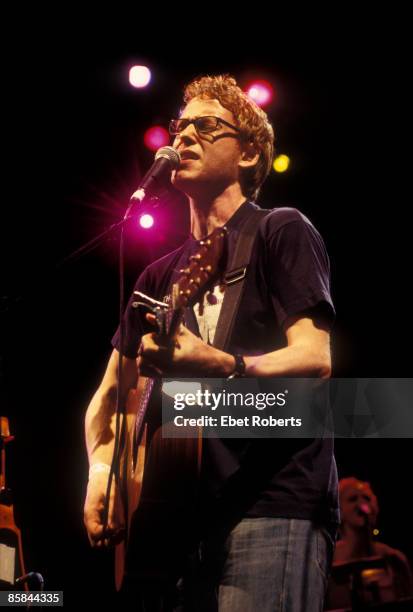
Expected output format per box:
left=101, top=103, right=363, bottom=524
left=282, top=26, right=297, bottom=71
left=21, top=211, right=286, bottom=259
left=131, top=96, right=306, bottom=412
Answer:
left=173, top=123, right=198, bottom=146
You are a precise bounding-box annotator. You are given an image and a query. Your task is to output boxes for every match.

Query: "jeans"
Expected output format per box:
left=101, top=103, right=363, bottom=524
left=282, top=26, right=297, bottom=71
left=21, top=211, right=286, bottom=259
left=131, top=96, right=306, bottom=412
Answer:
left=181, top=517, right=336, bottom=612
left=122, top=517, right=336, bottom=611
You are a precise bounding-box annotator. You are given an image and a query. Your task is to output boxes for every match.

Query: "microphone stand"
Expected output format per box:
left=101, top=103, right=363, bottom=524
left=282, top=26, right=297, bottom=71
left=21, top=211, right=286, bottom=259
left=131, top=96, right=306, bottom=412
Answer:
left=1, top=194, right=156, bottom=541
left=360, top=510, right=374, bottom=557
left=0, top=201, right=143, bottom=314
left=350, top=511, right=375, bottom=609
left=56, top=197, right=151, bottom=537
left=56, top=217, right=132, bottom=268
left=56, top=189, right=146, bottom=267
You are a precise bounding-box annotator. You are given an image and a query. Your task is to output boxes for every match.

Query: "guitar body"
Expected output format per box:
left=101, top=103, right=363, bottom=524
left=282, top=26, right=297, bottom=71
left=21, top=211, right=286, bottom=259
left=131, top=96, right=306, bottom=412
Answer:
left=115, top=378, right=201, bottom=590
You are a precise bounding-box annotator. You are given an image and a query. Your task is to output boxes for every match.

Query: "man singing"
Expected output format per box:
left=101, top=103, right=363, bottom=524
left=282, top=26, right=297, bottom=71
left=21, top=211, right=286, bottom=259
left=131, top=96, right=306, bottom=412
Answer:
left=84, top=74, right=338, bottom=611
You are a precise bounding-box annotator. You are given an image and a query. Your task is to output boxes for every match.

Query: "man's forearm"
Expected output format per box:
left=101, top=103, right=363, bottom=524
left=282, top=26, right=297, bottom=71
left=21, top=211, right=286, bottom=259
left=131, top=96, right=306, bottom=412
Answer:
left=244, top=343, right=331, bottom=378
left=85, top=350, right=138, bottom=466
left=85, top=386, right=119, bottom=465
left=196, top=342, right=331, bottom=379
left=211, top=343, right=330, bottom=378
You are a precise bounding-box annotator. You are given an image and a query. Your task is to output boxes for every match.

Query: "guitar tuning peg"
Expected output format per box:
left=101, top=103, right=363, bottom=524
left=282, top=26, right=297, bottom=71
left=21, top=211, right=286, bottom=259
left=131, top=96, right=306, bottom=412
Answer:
left=179, top=288, right=190, bottom=295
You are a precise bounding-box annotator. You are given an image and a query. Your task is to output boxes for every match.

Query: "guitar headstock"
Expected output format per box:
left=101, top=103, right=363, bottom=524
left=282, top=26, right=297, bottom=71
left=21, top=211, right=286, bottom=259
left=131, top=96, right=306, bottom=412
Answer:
left=171, top=227, right=227, bottom=309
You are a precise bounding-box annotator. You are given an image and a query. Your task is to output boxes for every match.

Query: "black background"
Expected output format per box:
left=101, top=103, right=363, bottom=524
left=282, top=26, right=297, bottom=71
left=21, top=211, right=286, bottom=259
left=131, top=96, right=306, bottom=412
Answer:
left=1, top=21, right=411, bottom=608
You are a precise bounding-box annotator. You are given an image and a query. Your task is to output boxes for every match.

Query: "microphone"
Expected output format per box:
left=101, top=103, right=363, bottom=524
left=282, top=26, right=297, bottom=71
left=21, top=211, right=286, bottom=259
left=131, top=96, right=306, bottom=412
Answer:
left=357, top=503, right=373, bottom=527
left=130, top=146, right=181, bottom=205
left=358, top=503, right=372, bottom=516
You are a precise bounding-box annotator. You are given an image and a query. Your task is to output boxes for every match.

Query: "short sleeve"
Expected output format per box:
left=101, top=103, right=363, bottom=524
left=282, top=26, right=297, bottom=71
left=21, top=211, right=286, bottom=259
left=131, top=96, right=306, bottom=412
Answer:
left=111, top=268, right=153, bottom=359
left=263, top=212, right=335, bottom=329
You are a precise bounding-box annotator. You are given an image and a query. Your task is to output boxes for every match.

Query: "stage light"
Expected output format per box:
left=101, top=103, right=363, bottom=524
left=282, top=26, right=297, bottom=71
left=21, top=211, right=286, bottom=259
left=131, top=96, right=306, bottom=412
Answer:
left=143, top=126, right=169, bottom=152
left=129, top=65, right=151, bottom=88
left=139, top=214, right=154, bottom=229
left=246, top=80, right=273, bottom=107
left=273, top=154, right=290, bottom=173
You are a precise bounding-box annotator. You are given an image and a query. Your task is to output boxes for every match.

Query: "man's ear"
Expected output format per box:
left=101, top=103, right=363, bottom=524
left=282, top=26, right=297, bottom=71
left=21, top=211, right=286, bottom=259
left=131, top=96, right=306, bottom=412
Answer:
left=239, top=142, right=260, bottom=169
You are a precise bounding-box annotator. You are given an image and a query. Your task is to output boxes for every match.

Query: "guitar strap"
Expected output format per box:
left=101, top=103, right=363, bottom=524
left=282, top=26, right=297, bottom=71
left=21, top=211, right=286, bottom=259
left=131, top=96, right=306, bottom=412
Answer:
left=212, top=207, right=271, bottom=352
left=181, top=207, right=270, bottom=476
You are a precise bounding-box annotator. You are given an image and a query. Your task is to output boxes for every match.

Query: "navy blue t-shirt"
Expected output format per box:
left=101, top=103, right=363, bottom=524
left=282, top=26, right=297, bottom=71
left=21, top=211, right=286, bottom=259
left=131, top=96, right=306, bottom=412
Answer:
left=112, top=201, right=340, bottom=530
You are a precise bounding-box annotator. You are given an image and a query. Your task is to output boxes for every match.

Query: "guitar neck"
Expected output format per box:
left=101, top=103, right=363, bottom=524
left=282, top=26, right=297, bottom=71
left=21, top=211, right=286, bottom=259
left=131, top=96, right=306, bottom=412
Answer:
left=133, top=305, right=183, bottom=444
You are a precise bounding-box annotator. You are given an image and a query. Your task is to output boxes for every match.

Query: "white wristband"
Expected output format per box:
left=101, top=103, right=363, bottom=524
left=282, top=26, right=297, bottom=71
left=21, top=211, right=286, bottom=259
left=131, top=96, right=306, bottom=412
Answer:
left=89, top=462, right=111, bottom=479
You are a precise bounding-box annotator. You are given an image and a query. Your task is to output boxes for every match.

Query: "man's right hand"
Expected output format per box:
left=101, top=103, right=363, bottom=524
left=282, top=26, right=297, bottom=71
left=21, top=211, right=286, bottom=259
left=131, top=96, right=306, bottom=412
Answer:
left=83, top=471, right=125, bottom=548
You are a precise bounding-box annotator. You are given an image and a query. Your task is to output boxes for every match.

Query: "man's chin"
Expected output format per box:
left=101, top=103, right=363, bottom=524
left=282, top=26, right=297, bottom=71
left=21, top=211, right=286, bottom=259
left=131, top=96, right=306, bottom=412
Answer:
left=172, top=170, right=197, bottom=192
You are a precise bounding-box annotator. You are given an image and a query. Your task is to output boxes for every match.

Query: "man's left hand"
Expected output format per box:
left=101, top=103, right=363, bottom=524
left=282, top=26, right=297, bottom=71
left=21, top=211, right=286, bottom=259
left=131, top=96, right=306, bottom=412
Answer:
left=137, top=313, right=234, bottom=378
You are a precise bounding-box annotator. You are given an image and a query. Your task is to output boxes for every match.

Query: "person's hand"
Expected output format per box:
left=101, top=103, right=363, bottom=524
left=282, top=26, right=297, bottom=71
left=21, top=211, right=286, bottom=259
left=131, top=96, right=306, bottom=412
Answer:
left=84, top=470, right=125, bottom=548
left=137, top=313, right=233, bottom=377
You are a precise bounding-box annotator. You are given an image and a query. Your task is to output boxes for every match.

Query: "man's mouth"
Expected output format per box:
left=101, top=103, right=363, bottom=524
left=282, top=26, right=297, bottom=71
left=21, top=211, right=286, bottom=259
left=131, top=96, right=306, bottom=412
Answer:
left=180, top=150, right=199, bottom=161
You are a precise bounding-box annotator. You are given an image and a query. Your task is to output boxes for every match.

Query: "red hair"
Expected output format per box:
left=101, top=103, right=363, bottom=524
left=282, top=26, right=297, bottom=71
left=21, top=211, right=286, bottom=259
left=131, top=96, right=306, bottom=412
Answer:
left=183, top=74, right=274, bottom=201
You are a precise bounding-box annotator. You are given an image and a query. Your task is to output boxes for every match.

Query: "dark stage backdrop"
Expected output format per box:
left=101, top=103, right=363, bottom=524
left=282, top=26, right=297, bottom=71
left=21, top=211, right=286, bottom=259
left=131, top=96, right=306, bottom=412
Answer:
left=1, top=32, right=411, bottom=608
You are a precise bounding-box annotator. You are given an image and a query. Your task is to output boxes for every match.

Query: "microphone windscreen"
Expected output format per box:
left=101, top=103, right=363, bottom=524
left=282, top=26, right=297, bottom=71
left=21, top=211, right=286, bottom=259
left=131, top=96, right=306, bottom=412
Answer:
left=155, top=146, right=181, bottom=169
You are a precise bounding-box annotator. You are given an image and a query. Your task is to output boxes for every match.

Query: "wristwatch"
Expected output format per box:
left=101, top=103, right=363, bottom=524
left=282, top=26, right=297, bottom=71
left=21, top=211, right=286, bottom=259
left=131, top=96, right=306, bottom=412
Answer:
left=227, top=354, right=247, bottom=379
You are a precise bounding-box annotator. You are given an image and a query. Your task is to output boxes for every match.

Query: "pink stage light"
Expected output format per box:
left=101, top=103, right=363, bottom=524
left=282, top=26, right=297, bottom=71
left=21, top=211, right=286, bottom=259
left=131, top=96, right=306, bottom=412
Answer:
left=139, top=213, right=154, bottom=229
left=246, top=80, right=274, bottom=107
left=129, top=65, right=151, bottom=88
left=143, top=126, right=170, bottom=152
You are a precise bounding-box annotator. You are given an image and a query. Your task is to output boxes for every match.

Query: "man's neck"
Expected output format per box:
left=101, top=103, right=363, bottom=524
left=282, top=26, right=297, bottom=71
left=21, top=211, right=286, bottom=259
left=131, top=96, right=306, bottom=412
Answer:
left=189, top=184, right=247, bottom=240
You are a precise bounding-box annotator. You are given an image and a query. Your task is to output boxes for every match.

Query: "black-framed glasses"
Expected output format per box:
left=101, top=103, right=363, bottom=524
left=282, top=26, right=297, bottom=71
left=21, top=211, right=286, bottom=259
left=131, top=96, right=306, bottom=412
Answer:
left=169, top=115, right=241, bottom=136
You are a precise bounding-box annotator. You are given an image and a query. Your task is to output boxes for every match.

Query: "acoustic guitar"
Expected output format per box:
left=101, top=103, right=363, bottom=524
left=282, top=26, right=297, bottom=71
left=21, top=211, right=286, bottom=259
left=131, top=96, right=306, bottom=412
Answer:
left=115, top=227, right=226, bottom=590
